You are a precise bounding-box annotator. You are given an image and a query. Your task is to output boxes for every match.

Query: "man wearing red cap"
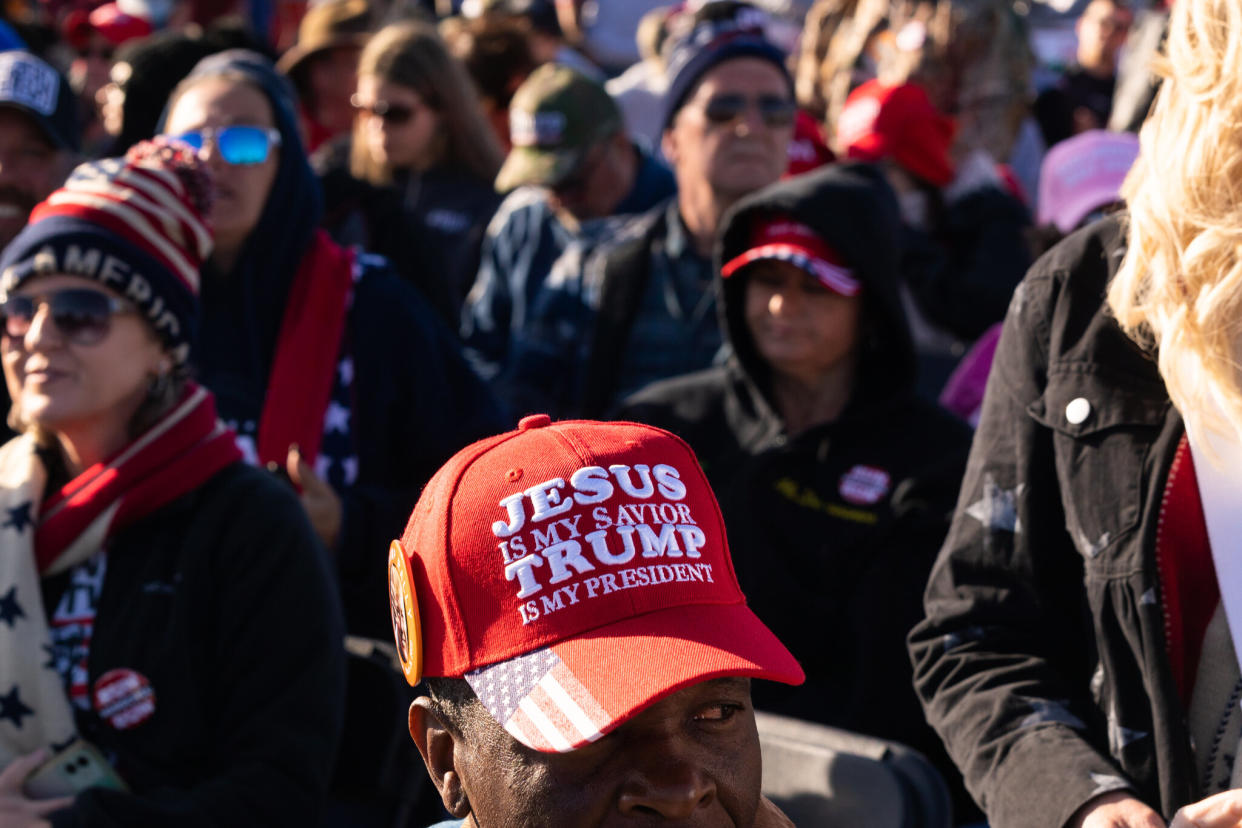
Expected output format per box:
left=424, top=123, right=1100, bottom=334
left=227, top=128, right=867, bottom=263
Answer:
left=836, top=78, right=1031, bottom=397
left=387, top=414, right=804, bottom=826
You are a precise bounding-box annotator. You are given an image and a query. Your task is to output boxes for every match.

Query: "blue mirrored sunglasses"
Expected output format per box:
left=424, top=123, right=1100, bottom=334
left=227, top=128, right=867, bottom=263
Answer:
left=170, top=125, right=282, bottom=165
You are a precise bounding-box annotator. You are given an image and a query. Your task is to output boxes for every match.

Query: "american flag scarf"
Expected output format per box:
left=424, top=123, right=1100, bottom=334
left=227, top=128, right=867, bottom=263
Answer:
left=0, top=385, right=240, bottom=768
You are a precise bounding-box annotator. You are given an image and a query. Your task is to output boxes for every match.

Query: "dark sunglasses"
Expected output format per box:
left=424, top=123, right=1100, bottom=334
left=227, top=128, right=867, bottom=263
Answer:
left=1, top=288, right=133, bottom=346
left=170, top=125, right=282, bottom=165
left=350, top=94, right=416, bottom=126
left=702, top=94, right=797, bottom=128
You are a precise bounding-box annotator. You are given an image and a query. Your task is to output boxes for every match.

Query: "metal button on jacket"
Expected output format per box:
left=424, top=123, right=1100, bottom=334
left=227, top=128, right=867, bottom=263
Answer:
left=1066, top=397, right=1091, bottom=425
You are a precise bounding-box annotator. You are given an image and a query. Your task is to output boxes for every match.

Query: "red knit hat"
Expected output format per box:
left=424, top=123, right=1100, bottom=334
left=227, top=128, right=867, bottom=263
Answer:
left=837, top=80, right=957, bottom=188
left=387, top=415, right=804, bottom=753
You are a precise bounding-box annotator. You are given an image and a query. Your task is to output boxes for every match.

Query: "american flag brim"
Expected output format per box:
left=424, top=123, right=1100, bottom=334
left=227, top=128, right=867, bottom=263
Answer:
left=464, top=602, right=804, bottom=753
left=721, top=244, right=861, bottom=297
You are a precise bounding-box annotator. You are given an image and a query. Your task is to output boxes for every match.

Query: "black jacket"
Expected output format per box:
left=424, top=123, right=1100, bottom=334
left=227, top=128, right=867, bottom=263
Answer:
left=909, top=215, right=1199, bottom=827
left=620, top=164, right=973, bottom=797
left=315, top=138, right=501, bottom=326
left=901, top=186, right=1032, bottom=344
left=202, top=252, right=509, bottom=640
left=46, top=463, right=345, bottom=827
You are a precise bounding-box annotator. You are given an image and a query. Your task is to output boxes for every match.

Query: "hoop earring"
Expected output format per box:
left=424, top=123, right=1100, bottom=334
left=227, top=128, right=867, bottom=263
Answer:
left=148, top=369, right=172, bottom=402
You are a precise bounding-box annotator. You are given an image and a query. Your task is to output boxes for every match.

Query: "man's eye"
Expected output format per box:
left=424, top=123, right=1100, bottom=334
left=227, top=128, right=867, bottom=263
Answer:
left=694, top=703, right=742, bottom=722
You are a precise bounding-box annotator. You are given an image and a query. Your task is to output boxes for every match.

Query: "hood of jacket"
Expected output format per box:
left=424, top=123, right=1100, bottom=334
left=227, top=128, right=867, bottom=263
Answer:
left=716, top=161, right=916, bottom=421
left=159, top=49, right=325, bottom=405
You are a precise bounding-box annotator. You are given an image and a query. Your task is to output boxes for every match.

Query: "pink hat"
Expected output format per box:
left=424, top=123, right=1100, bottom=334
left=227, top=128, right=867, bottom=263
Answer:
left=387, top=415, right=804, bottom=753
left=1037, top=130, right=1139, bottom=234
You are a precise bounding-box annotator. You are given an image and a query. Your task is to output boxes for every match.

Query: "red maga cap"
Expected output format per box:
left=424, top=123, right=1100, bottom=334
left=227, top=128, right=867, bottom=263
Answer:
left=721, top=216, right=861, bottom=296
left=837, top=79, right=956, bottom=189
left=387, top=415, right=803, bottom=753
left=88, top=3, right=154, bottom=46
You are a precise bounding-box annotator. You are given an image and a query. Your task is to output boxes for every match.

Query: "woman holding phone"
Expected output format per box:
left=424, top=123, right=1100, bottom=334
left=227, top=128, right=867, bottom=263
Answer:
left=0, top=139, right=344, bottom=825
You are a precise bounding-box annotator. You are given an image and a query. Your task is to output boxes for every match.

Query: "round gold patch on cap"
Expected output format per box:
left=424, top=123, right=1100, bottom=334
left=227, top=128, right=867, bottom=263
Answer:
left=387, top=540, right=423, bottom=686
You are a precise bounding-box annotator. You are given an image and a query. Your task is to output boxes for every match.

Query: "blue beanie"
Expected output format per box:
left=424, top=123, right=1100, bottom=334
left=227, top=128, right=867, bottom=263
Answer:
left=660, top=2, right=791, bottom=133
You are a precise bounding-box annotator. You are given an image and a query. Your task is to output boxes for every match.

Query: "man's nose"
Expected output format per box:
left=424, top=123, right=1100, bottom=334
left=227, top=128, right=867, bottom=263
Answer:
left=734, top=101, right=766, bottom=136
left=768, top=290, right=787, bottom=315
left=617, top=746, right=717, bottom=819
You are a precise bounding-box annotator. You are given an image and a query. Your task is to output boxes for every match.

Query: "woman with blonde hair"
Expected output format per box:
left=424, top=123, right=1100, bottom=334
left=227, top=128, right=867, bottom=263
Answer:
left=909, top=0, right=1242, bottom=825
left=317, top=20, right=504, bottom=318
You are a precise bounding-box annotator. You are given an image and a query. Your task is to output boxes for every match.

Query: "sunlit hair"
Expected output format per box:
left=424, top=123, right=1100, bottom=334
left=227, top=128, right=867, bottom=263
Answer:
left=350, top=21, right=503, bottom=186
left=1108, top=0, right=1242, bottom=444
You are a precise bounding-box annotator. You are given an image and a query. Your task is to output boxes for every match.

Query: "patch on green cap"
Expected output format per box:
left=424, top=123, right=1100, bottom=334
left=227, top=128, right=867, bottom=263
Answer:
left=495, top=63, right=623, bottom=192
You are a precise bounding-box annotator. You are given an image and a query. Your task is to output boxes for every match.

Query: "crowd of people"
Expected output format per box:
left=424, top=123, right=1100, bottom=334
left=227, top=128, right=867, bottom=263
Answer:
left=0, top=0, right=1235, bottom=825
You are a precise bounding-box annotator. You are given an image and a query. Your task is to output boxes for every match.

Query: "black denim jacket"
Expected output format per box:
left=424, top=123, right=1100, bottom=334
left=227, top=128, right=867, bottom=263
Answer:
left=909, top=214, right=1201, bottom=827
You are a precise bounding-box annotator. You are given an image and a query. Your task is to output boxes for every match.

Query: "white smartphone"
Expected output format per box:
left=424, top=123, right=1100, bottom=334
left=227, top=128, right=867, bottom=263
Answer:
left=22, top=739, right=128, bottom=800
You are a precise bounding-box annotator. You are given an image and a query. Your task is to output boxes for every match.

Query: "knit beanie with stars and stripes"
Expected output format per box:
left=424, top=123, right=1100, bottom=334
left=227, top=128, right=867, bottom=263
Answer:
left=0, top=138, right=213, bottom=366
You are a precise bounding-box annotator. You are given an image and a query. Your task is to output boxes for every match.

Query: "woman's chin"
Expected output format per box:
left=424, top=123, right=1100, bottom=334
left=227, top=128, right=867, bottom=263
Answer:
left=18, top=394, right=78, bottom=433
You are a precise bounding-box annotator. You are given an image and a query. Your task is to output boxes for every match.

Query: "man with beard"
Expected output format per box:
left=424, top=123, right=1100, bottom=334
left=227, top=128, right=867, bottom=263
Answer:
left=492, top=2, right=796, bottom=418
left=0, top=51, right=79, bottom=250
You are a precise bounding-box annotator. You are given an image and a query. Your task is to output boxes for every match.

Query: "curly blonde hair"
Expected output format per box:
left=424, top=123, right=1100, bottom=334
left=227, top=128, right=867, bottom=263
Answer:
left=1108, top=0, right=1242, bottom=444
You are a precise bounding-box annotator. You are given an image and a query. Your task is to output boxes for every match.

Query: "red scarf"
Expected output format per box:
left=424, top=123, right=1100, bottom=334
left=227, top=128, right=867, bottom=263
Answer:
left=0, top=384, right=240, bottom=765
left=1155, top=433, right=1219, bottom=705
left=35, top=384, right=243, bottom=571
left=255, top=230, right=354, bottom=468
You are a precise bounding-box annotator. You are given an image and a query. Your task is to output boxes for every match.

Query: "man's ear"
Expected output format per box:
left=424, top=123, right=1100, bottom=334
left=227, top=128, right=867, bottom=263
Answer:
left=410, top=697, right=471, bottom=819
left=661, top=126, right=679, bottom=167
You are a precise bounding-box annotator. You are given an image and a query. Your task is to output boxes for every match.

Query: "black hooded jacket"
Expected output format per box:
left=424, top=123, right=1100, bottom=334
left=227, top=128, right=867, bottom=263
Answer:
left=620, top=163, right=973, bottom=805
left=163, top=52, right=508, bottom=638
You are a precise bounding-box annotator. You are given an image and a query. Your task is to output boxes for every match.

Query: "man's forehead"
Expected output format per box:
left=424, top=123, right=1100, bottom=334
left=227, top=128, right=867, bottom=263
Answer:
left=686, top=57, right=791, bottom=101
left=0, top=106, right=56, bottom=149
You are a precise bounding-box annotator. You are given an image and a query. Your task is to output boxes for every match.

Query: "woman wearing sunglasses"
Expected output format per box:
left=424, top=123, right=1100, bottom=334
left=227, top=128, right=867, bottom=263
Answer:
left=160, top=50, right=505, bottom=637
left=315, top=21, right=504, bottom=322
left=0, top=139, right=345, bottom=824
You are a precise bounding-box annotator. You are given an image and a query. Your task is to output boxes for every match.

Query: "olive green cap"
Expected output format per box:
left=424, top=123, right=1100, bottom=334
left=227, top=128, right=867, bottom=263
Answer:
left=495, top=63, right=624, bottom=192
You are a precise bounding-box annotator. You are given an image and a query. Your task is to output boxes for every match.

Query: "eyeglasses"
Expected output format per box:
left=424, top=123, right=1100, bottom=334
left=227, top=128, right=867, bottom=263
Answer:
left=701, top=94, right=797, bottom=128
left=170, top=125, right=282, bottom=165
left=350, top=94, right=416, bottom=126
left=1, top=288, right=133, bottom=346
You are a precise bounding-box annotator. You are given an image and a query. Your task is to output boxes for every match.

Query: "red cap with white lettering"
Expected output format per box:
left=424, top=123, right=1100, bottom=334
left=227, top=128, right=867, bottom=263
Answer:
left=387, top=415, right=803, bottom=753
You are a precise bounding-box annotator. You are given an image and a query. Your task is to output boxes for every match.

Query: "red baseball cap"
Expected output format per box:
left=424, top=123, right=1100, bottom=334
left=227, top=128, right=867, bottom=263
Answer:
left=388, top=415, right=804, bottom=753
left=836, top=79, right=956, bottom=188
left=720, top=215, right=861, bottom=296
left=88, top=3, right=154, bottom=46
left=785, top=109, right=836, bottom=178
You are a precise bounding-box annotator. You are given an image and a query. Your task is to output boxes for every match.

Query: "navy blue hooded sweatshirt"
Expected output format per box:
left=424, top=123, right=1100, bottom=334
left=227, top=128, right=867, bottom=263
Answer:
left=164, top=51, right=509, bottom=638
